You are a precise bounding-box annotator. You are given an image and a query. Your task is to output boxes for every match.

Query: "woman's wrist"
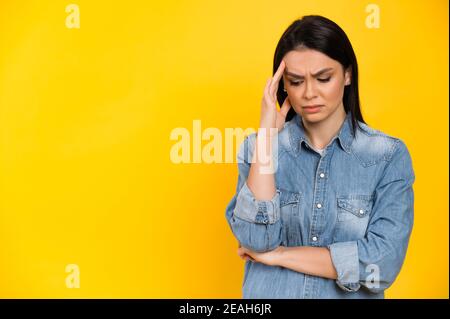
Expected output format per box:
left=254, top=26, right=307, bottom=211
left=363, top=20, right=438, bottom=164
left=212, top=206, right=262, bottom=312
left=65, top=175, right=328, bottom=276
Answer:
left=274, top=246, right=289, bottom=267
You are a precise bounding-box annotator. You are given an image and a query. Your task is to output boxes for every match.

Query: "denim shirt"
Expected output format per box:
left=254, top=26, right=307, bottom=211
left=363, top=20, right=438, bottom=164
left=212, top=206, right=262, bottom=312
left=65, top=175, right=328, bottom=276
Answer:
left=225, top=112, right=415, bottom=299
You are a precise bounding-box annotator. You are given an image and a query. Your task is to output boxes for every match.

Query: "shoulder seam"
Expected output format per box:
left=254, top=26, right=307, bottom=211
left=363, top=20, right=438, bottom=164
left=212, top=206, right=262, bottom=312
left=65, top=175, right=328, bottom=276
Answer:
left=384, top=138, right=401, bottom=162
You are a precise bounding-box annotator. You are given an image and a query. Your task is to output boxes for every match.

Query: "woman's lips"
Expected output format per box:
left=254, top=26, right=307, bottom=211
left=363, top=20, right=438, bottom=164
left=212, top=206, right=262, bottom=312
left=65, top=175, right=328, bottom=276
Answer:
left=302, top=105, right=324, bottom=113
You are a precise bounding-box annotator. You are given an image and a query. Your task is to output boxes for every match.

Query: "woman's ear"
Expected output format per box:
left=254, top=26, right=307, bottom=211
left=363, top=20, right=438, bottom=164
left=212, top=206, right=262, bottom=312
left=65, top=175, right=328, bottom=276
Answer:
left=344, top=66, right=352, bottom=86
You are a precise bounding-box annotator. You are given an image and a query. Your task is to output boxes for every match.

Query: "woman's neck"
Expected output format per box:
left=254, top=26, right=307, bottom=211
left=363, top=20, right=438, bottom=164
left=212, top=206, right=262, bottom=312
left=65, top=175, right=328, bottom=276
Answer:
left=302, top=105, right=347, bottom=150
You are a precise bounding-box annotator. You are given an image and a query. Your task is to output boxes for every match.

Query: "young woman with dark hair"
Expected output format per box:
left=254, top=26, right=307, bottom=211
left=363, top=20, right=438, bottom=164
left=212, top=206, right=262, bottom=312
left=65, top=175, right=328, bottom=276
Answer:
left=225, top=15, right=415, bottom=299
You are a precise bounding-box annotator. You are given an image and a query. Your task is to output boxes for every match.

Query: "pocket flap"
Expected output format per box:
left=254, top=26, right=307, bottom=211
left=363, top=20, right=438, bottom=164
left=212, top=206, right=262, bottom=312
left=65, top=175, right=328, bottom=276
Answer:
left=279, top=188, right=301, bottom=206
left=337, top=197, right=372, bottom=217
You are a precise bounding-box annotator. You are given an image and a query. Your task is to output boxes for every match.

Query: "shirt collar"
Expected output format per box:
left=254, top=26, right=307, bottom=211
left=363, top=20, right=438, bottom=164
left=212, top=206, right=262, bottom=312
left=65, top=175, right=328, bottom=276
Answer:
left=288, top=111, right=354, bottom=156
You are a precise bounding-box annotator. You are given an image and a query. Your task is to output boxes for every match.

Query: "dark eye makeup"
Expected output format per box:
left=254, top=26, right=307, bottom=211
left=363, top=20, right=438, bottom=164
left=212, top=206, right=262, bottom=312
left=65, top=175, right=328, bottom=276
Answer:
left=289, top=77, right=331, bottom=86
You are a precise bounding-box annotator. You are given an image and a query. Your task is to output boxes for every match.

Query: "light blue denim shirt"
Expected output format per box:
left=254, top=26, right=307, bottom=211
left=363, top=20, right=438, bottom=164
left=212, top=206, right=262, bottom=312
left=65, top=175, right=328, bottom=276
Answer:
left=225, top=112, right=415, bottom=299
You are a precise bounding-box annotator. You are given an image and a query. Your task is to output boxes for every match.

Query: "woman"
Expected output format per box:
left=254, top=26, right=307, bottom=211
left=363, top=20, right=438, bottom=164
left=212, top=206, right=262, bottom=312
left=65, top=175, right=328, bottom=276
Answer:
left=225, top=15, right=415, bottom=299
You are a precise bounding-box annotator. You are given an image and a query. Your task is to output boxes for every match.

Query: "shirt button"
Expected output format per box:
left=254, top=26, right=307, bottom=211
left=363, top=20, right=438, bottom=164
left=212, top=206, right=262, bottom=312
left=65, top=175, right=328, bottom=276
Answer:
left=316, top=203, right=322, bottom=209
left=359, top=209, right=364, bottom=215
left=312, top=236, right=318, bottom=242
left=319, top=173, right=325, bottom=178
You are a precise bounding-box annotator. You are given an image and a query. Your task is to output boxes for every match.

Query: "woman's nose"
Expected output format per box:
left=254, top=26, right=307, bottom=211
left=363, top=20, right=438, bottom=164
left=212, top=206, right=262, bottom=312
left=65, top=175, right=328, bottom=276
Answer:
left=304, top=80, right=317, bottom=99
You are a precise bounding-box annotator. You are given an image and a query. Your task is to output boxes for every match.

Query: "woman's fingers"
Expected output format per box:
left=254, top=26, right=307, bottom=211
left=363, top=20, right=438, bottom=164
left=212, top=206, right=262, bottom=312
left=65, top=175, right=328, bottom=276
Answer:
left=279, top=96, right=291, bottom=118
left=238, top=247, right=256, bottom=262
left=264, top=78, right=272, bottom=92
left=263, top=78, right=272, bottom=105
left=269, top=60, right=285, bottom=98
left=260, top=62, right=286, bottom=129
left=246, top=254, right=255, bottom=262
left=241, top=253, right=253, bottom=261
left=238, top=247, right=250, bottom=257
left=263, top=60, right=285, bottom=108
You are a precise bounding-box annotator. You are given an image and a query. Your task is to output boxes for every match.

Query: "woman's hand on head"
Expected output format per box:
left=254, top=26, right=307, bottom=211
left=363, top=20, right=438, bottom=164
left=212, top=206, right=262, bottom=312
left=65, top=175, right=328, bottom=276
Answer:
left=259, top=60, right=292, bottom=133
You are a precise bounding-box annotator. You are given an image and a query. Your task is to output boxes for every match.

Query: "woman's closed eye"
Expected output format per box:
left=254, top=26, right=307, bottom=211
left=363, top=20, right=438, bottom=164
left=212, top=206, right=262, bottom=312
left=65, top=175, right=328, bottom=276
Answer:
left=318, top=77, right=331, bottom=83
left=289, top=77, right=331, bottom=86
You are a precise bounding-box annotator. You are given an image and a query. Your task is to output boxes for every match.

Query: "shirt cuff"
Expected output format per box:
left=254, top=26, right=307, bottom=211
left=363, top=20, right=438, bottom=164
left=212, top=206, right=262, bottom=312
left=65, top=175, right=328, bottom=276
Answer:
left=233, top=181, right=280, bottom=224
left=328, top=241, right=361, bottom=292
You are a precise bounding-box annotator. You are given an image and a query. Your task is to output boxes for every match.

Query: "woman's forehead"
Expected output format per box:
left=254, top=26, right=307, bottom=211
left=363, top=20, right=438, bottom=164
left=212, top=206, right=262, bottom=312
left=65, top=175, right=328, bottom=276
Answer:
left=283, top=50, right=340, bottom=75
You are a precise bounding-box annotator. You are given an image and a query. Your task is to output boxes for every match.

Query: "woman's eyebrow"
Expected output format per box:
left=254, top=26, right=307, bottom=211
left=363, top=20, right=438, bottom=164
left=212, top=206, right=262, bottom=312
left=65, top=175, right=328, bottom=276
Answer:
left=284, top=67, right=334, bottom=79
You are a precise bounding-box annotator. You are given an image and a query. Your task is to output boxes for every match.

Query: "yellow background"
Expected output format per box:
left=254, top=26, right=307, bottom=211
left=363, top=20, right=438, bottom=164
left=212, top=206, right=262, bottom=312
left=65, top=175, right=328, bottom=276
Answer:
left=0, top=0, right=448, bottom=298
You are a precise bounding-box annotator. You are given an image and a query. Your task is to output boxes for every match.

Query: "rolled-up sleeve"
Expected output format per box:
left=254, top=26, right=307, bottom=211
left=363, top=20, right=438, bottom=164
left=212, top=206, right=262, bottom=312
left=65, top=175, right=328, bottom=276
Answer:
left=328, top=139, right=415, bottom=293
left=225, top=133, right=282, bottom=252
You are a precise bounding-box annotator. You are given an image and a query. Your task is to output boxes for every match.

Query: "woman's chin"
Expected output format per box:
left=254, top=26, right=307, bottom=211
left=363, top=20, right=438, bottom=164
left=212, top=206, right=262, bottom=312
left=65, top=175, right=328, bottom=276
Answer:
left=301, top=112, right=326, bottom=122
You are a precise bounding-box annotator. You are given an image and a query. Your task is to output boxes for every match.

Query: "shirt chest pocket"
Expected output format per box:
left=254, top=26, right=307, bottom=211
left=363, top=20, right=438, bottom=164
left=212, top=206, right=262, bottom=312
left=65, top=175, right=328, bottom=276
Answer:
left=279, top=189, right=301, bottom=246
left=333, top=195, right=373, bottom=242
